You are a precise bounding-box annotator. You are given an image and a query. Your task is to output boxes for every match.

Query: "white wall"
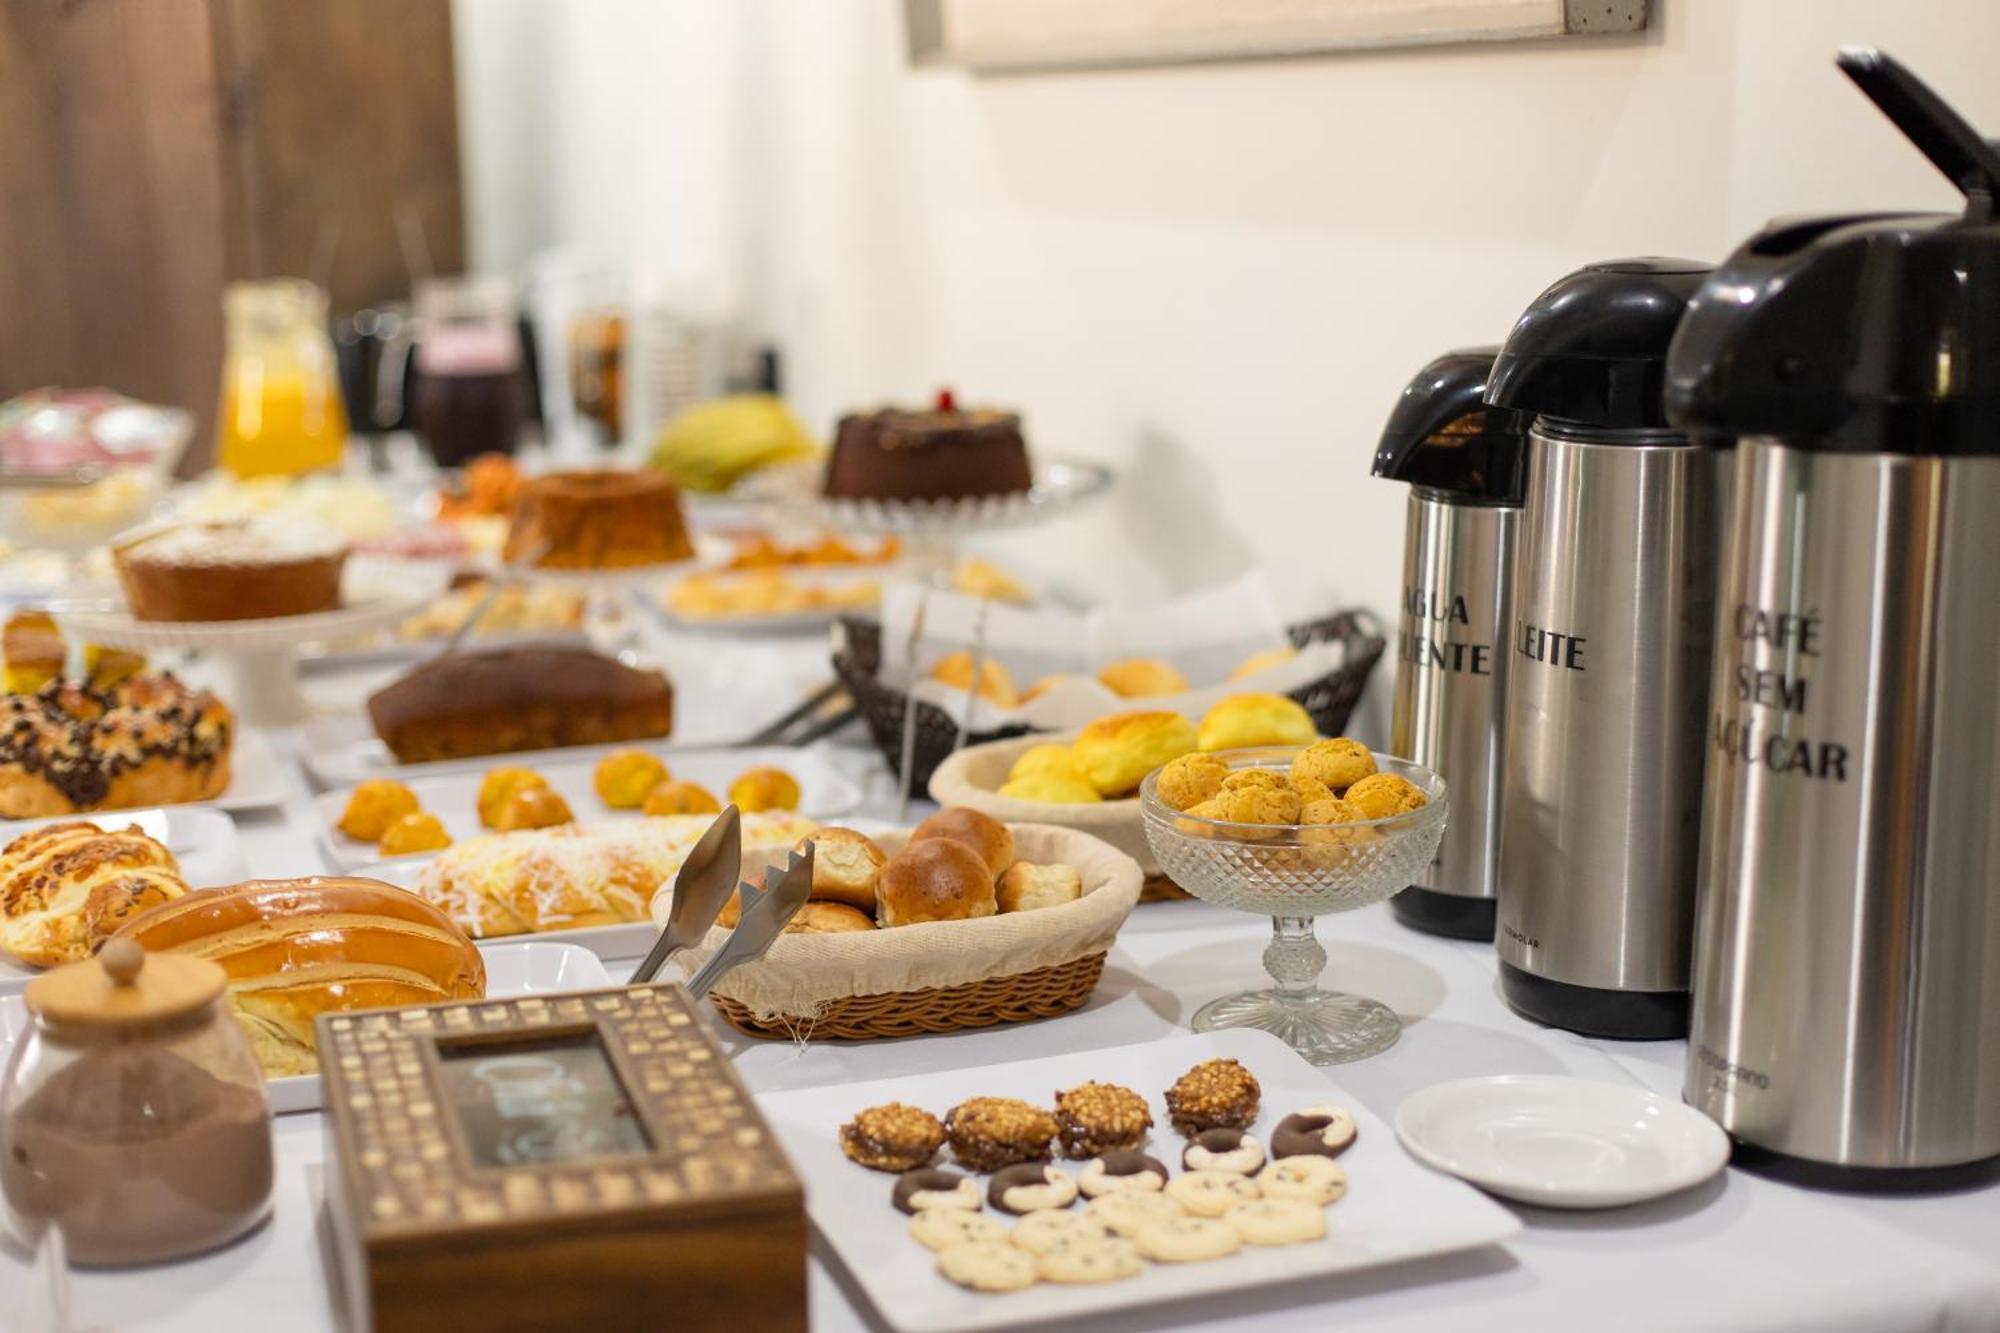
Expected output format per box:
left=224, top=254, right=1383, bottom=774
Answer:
left=457, top=0, right=2000, bottom=632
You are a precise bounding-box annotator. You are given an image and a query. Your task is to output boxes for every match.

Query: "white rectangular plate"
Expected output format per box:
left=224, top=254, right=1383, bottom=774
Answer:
left=198, top=726, right=290, bottom=812
left=312, top=744, right=861, bottom=871
left=761, top=1029, right=1521, bottom=1333
left=0, top=806, right=248, bottom=995
left=0, top=940, right=611, bottom=1114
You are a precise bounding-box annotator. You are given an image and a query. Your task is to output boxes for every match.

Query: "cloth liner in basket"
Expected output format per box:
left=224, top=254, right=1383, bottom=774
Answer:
left=929, top=729, right=1159, bottom=878
left=678, top=824, right=1141, bottom=1040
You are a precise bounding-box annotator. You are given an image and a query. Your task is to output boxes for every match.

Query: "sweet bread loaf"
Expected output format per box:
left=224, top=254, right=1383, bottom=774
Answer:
left=503, top=469, right=694, bottom=570
left=0, top=821, right=189, bottom=968
left=368, top=646, right=673, bottom=764
left=114, top=876, right=485, bottom=1076
left=0, top=675, right=234, bottom=818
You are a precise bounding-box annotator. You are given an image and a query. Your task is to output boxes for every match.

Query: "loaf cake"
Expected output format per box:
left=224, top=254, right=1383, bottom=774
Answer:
left=823, top=390, right=1032, bottom=502
left=115, top=876, right=486, bottom=1076
left=502, top=468, right=694, bottom=569
left=0, top=674, right=234, bottom=817
left=367, top=645, right=673, bottom=764
left=0, top=820, right=190, bottom=967
left=113, top=517, right=348, bottom=621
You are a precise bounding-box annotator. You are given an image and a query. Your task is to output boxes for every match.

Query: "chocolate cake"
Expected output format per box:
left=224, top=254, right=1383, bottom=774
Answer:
left=823, top=390, right=1032, bottom=502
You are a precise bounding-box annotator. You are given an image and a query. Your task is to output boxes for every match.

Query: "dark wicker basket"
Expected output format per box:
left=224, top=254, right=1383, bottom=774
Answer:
left=831, top=608, right=1386, bottom=791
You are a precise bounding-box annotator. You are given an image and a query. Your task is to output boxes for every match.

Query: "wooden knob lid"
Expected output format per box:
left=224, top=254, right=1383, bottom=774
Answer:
left=24, top=939, right=227, bottom=1030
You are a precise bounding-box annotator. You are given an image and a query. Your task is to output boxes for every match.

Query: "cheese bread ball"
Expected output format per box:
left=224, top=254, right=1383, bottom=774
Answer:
left=1155, top=753, right=1229, bottom=811
left=1290, top=739, right=1377, bottom=793
left=1343, top=773, right=1428, bottom=820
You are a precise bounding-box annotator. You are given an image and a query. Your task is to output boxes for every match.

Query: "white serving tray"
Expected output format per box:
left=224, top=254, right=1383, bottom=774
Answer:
left=202, top=725, right=290, bottom=812
left=311, top=744, right=861, bottom=872
left=760, top=1028, right=1522, bottom=1333
left=0, top=940, right=611, bottom=1114
left=0, top=806, right=248, bottom=995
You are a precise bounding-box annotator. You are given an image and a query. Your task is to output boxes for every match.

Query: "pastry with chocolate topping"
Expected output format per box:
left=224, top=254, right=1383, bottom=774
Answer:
left=1181, top=1128, right=1266, bottom=1176
left=0, top=674, right=233, bottom=819
left=944, top=1096, right=1058, bottom=1173
left=841, top=1102, right=947, bottom=1172
left=987, top=1163, right=1079, bottom=1215
left=1163, top=1058, right=1261, bottom=1137
left=891, top=1167, right=982, bottom=1215
left=1077, top=1151, right=1170, bottom=1199
left=1053, top=1081, right=1153, bottom=1158
left=1272, top=1104, right=1358, bottom=1160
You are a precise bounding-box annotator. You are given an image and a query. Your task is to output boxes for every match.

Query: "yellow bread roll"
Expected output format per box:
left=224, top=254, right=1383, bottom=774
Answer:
left=1229, top=645, right=1298, bottom=681
left=1096, top=658, right=1190, bottom=698
left=931, top=651, right=1020, bottom=708
left=1008, top=743, right=1086, bottom=785
left=1072, top=711, right=1198, bottom=797
left=1197, top=693, right=1317, bottom=752
left=999, top=773, right=1103, bottom=804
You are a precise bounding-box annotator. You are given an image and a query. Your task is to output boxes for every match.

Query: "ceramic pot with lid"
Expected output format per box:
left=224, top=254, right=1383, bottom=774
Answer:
left=0, top=938, right=274, bottom=1266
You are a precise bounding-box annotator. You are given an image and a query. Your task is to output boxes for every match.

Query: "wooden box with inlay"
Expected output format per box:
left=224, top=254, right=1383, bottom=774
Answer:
left=318, top=984, right=805, bottom=1333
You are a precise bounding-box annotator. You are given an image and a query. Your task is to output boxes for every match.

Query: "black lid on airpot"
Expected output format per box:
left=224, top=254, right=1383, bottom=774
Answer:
left=1485, top=258, right=1712, bottom=432
left=1665, top=49, right=2000, bottom=457
left=1372, top=347, right=1529, bottom=504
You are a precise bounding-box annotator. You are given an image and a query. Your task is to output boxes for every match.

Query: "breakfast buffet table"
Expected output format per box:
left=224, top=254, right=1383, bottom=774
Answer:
left=3, top=620, right=1993, bottom=1333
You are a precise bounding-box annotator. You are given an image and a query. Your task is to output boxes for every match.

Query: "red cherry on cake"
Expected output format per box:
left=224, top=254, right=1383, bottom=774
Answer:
left=934, top=387, right=957, bottom=412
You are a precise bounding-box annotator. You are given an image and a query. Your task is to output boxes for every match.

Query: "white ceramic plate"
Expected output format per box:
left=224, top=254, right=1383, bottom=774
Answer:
left=762, top=1028, right=1520, bottom=1333
left=0, top=940, right=611, bottom=1115
left=1394, top=1074, right=1731, bottom=1209
left=0, top=806, right=248, bottom=995
left=311, top=744, right=862, bottom=871
left=200, top=725, right=290, bottom=812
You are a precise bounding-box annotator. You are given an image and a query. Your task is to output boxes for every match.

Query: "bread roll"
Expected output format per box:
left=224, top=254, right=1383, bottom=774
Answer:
left=730, top=765, right=801, bottom=813
left=786, top=901, right=876, bottom=934
left=115, top=877, right=486, bottom=1076
left=0, top=821, right=189, bottom=968
left=996, top=861, right=1083, bottom=914
left=930, top=651, right=1019, bottom=708
left=797, top=827, right=886, bottom=912
left=1071, top=711, right=1199, bottom=797
left=1196, top=693, right=1318, bottom=752
left=1229, top=645, right=1298, bottom=681
left=1007, top=743, right=1084, bottom=784
left=909, top=807, right=1016, bottom=878
left=998, top=773, right=1101, bottom=804
left=877, top=838, right=998, bottom=927
left=1096, top=658, right=1189, bottom=698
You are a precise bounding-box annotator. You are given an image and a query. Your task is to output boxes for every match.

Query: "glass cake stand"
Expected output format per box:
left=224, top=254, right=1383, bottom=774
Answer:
left=1140, top=749, right=1448, bottom=1065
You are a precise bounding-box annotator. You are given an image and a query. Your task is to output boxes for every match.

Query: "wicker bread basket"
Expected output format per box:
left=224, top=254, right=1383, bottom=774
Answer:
left=694, top=823, right=1142, bottom=1041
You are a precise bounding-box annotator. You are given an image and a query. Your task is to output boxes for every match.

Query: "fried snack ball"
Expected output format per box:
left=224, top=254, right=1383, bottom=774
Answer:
left=644, top=779, right=722, bottom=816
left=594, top=749, right=669, bottom=809
left=1008, top=743, right=1086, bottom=785
left=1343, top=773, right=1428, bottom=819
left=999, top=773, right=1103, bottom=804
left=1300, top=796, right=1366, bottom=825
left=490, top=785, right=574, bottom=832
left=478, top=767, right=550, bottom=829
left=1155, top=753, right=1229, bottom=812
left=730, top=765, right=801, bottom=812
left=1072, top=711, right=1199, bottom=797
left=1196, top=693, right=1318, bottom=753
left=1291, top=738, right=1377, bottom=793
left=1291, top=775, right=1336, bottom=805
left=378, top=811, right=452, bottom=856
left=339, top=779, right=420, bottom=841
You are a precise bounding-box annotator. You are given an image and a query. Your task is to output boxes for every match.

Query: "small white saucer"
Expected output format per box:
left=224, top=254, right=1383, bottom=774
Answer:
left=1395, top=1074, right=1731, bottom=1209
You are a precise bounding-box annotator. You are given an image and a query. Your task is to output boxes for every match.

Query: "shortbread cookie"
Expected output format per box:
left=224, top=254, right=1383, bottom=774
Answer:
left=1035, top=1234, right=1143, bottom=1284
left=1086, top=1191, right=1187, bottom=1238
left=1271, top=1105, right=1358, bottom=1160
left=1165, top=1168, right=1261, bottom=1217
left=893, top=1167, right=982, bottom=1214
left=1078, top=1151, right=1169, bottom=1198
left=1134, top=1215, right=1242, bottom=1263
left=1225, top=1198, right=1327, bottom=1245
left=989, top=1163, right=1079, bottom=1215
left=1181, top=1127, right=1265, bottom=1175
left=1257, top=1155, right=1349, bottom=1206
left=1010, top=1210, right=1110, bottom=1256
left=911, top=1210, right=1010, bottom=1252
left=937, top=1240, right=1038, bottom=1292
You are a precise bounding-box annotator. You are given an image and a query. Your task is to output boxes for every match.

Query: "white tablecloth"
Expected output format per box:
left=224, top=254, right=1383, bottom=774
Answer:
left=3, top=628, right=1995, bottom=1333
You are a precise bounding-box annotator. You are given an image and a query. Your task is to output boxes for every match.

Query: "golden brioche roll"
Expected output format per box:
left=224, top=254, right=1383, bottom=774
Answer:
left=730, top=765, right=800, bottom=812
left=644, top=779, right=721, bottom=816
left=477, top=767, right=549, bottom=828
left=796, top=826, right=886, bottom=912
left=786, top=901, right=876, bottom=934
left=996, top=860, right=1083, bottom=913
left=909, top=807, right=1016, bottom=879
left=1196, top=693, right=1318, bottom=752
left=1229, top=645, right=1298, bottom=681
left=1096, top=658, right=1189, bottom=698
left=930, top=651, right=1020, bottom=708
left=0, top=821, right=189, bottom=968
left=877, top=838, right=998, bottom=928
left=1071, top=711, right=1198, bottom=797
left=1020, top=674, right=1070, bottom=705
left=379, top=811, right=452, bottom=855
left=998, top=773, right=1102, bottom=804
left=489, top=785, right=574, bottom=832
left=339, top=780, right=420, bottom=841
left=1007, top=743, right=1084, bottom=784
left=114, top=876, right=486, bottom=1077
left=595, top=749, right=668, bottom=809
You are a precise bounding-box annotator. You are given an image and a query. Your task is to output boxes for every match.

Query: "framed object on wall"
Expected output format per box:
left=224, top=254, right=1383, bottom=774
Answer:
left=906, top=0, right=1649, bottom=71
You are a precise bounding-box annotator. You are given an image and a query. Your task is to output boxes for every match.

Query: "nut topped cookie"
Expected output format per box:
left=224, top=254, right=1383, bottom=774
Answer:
left=841, top=1102, right=947, bottom=1172
left=945, top=1097, right=1059, bottom=1173
left=1164, top=1058, right=1261, bottom=1137
left=1053, top=1081, right=1153, bottom=1158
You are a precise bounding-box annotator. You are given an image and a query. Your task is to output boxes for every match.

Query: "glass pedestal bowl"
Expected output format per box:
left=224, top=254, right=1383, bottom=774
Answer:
left=1140, top=749, right=1448, bottom=1065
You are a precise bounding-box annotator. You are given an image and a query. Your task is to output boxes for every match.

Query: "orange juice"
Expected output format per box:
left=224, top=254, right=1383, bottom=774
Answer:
left=216, top=280, right=350, bottom=478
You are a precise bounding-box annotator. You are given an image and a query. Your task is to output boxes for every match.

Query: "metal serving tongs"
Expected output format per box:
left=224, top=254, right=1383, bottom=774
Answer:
left=630, top=805, right=743, bottom=985
left=683, top=842, right=815, bottom=1002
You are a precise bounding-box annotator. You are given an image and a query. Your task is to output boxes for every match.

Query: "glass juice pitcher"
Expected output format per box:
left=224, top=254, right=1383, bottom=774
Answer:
left=216, top=279, right=349, bottom=478
left=409, top=275, right=528, bottom=467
